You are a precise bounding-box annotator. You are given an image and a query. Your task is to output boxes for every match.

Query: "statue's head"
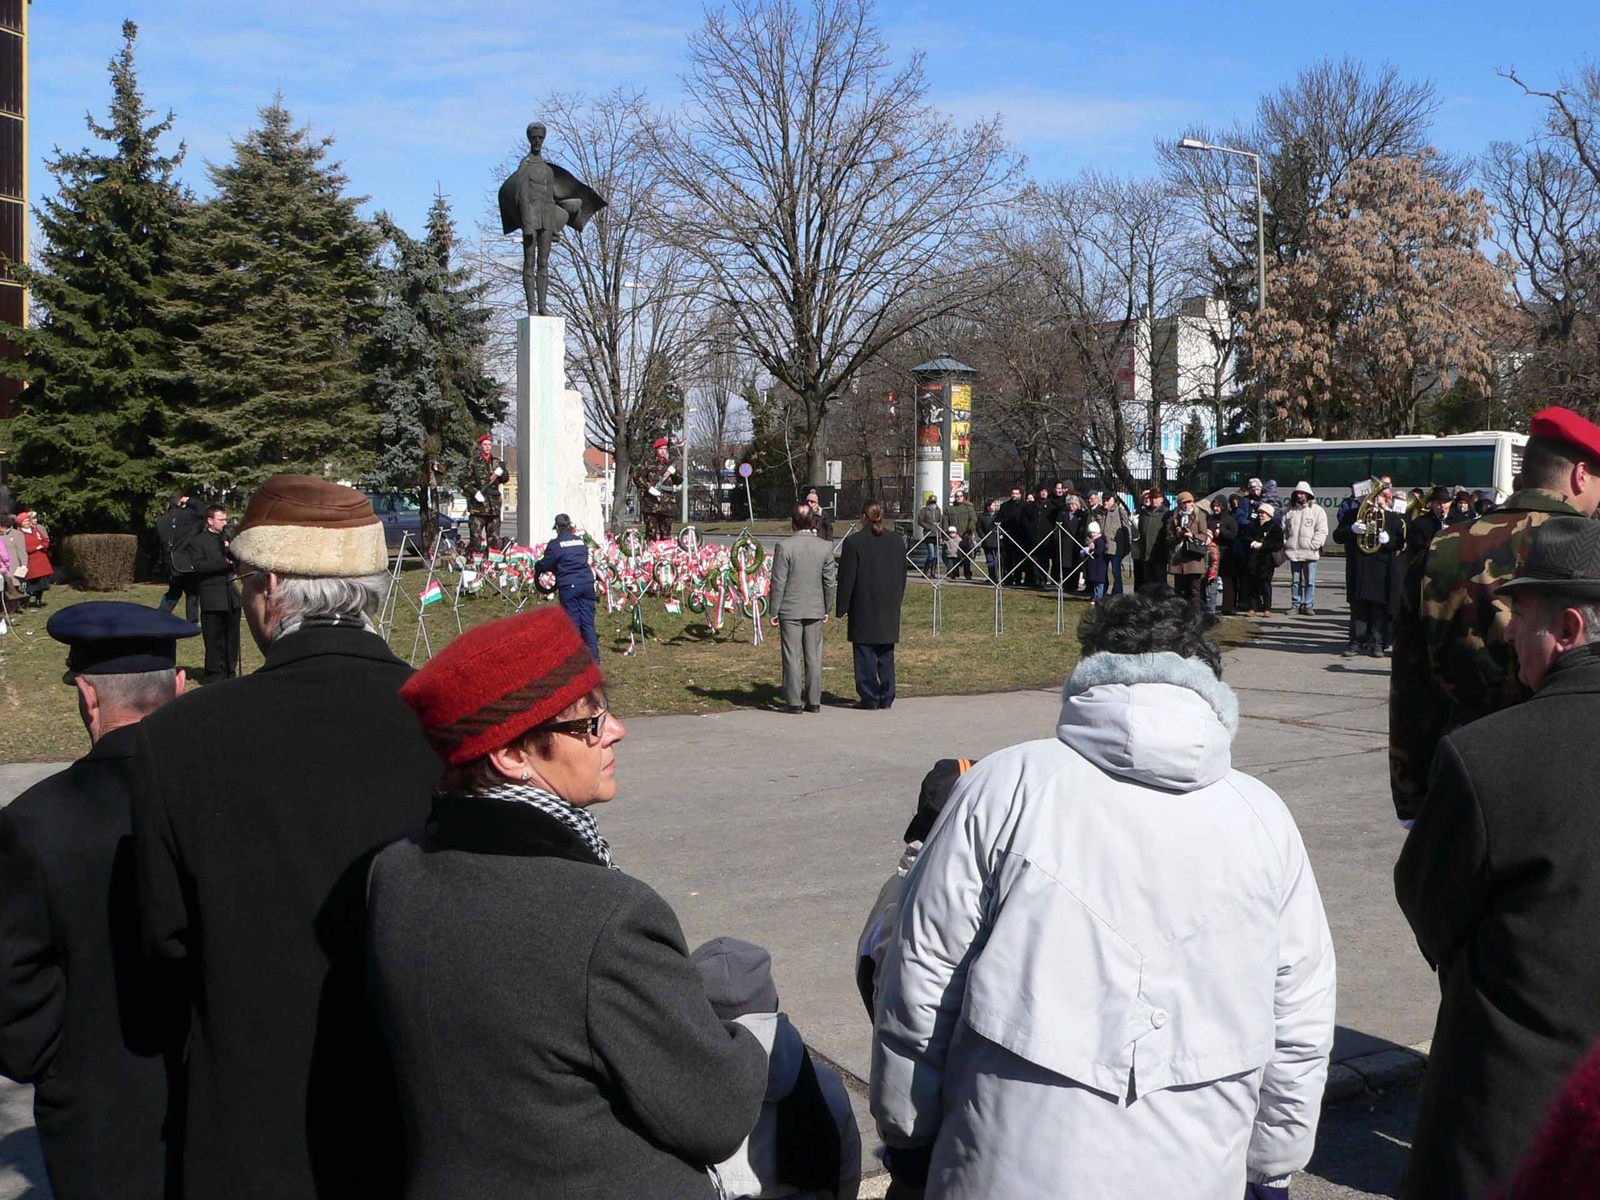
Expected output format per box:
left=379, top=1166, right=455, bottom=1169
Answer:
left=526, top=122, right=547, bottom=153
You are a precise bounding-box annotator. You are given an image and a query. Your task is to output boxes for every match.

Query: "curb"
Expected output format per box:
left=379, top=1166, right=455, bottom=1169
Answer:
left=1324, top=1040, right=1431, bottom=1105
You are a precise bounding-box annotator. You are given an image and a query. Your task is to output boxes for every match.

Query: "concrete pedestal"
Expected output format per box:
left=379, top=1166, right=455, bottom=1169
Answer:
left=517, top=314, right=604, bottom=545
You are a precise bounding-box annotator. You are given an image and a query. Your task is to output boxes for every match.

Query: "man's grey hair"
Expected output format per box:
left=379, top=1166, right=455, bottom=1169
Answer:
left=262, top=571, right=388, bottom=640
left=85, top=668, right=178, bottom=715
left=1533, top=593, right=1600, bottom=639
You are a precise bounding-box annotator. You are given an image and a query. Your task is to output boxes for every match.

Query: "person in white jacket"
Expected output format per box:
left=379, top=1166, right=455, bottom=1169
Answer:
left=1282, top=483, right=1329, bottom=616
left=870, top=587, right=1337, bottom=1200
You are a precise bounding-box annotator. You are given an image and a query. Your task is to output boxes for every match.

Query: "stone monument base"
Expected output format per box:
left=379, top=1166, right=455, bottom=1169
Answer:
left=517, top=314, right=604, bottom=546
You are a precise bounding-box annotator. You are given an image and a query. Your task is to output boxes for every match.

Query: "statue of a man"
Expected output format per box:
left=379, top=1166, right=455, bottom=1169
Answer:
left=497, top=122, right=607, bottom=316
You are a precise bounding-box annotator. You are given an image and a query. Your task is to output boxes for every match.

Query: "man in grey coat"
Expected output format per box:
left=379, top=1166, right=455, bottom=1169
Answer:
left=769, top=504, right=839, bottom=713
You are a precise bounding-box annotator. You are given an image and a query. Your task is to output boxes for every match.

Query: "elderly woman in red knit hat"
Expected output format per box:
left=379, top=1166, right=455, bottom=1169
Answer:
left=368, top=606, right=767, bottom=1199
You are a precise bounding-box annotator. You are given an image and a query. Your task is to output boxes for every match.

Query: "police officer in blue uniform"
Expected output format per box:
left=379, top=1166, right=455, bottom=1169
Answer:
left=534, top=514, right=600, bottom=662
left=0, top=602, right=196, bottom=1199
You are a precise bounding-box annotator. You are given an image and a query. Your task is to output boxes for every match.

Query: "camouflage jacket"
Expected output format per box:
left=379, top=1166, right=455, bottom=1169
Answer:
left=460, top=454, right=505, bottom=516
left=1388, top=488, right=1583, bottom=818
left=633, top=463, right=678, bottom=516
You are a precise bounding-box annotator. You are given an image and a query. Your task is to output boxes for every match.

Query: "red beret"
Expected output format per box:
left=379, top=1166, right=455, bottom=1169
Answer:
left=399, top=607, right=604, bottom=766
left=1530, top=407, right=1600, bottom=462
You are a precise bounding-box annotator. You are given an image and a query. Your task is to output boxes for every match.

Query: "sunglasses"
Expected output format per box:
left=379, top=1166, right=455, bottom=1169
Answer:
left=532, top=706, right=609, bottom=742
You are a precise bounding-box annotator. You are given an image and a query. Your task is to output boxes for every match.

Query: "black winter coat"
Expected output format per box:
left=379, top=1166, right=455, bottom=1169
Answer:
left=1333, top=507, right=1406, bottom=605
left=368, top=794, right=768, bottom=1199
left=187, top=528, right=240, bottom=612
left=155, top=501, right=203, bottom=571
left=1244, top=520, right=1285, bottom=579
left=836, top=525, right=907, bottom=645
left=0, top=724, right=179, bottom=1200
left=130, top=627, right=438, bottom=1200
left=1396, top=646, right=1600, bottom=1200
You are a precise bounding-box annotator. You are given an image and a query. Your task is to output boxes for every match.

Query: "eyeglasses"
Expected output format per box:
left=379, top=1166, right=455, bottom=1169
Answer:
left=532, top=706, right=609, bottom=742
left=230, top=568, right=263, bottom=586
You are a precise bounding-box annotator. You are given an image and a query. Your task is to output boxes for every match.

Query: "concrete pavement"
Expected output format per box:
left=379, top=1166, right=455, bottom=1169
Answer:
left=0, top=565, right=1428, bottom=1198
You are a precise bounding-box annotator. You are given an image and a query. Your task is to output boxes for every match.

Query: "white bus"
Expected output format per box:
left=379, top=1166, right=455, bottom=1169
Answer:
left=1196, top=432, right=1528, bottom=516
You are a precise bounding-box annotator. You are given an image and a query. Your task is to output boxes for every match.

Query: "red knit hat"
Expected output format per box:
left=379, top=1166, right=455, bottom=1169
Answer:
left=399, top=607, right=604, bottom=766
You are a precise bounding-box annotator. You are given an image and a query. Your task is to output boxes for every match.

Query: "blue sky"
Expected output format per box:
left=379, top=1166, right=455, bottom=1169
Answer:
left=25, top=0, right=1600, bottom=238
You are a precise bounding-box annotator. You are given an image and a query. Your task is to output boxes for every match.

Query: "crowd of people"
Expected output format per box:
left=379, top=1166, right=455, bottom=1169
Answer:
left=10, top=408, right=1600, bottom=1199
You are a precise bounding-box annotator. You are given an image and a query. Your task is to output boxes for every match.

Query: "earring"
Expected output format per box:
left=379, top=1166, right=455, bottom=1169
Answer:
left=520, top=770, right=530, bottom=782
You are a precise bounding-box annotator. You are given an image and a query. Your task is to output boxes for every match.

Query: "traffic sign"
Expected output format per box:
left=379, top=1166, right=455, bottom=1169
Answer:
left=738, top=462, right=753, bottom=478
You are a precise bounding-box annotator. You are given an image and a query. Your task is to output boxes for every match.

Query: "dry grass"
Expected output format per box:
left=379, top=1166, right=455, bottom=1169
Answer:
left=0, top=577, right=1254, bottom=763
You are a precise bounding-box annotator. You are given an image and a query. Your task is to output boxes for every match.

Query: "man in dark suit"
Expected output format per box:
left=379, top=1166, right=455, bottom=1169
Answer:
left=1396, top=516, right=1600, bottom=1200
left=0, top=602, right=197, bottom=1199
left=189, top=504, right=241, bottom=683
left=836, top=500, right=907, bottom=710
left=130, top=476, right=438, bottom=1200
left=996, top=486, right=1026, bottom=586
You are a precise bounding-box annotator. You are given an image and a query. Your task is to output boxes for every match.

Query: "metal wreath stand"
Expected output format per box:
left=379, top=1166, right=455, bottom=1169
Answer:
left=901, top=523, right=1094, bottom=638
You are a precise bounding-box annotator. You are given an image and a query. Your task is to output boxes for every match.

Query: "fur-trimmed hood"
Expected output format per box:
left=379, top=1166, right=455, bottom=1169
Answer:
left=1057, top=651, right=1238, bottom=791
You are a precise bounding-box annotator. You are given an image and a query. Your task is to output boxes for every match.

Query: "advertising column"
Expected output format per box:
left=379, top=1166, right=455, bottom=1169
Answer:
left=916, top=381, right=945, bottom=509
left=949, top=383, right=971, bottom=489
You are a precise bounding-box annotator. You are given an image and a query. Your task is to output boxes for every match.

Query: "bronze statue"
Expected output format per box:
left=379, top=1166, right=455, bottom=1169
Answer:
left=497, top=122, right=606, bottom=316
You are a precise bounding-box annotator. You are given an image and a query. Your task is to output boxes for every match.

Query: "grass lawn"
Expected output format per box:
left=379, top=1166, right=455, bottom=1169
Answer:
left=1, top=577, right=1254, bottom=764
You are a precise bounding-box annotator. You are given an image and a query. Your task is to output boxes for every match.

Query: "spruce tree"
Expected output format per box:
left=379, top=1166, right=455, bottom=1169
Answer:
left=8, top=21, right=185, bottom=533
left=369, top=194, right=503, bottom=550
left=163, top=97, right=379, bottom=489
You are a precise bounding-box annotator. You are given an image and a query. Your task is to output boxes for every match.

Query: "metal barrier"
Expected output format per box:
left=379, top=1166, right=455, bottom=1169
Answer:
left=900, top=523, right=1109, bottom=638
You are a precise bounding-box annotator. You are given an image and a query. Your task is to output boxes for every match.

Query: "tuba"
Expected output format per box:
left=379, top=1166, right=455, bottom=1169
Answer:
left=1354, top=478, right=1388, bottom=555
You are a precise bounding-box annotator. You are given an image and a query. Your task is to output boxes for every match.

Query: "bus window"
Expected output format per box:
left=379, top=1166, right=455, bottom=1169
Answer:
left=1207, top=454, right=1259, bottom=492
left=1312, top=451, right=1371, bottom=491
left=1261, top=453, right=1313, bottom=488
left=1369, top=450, right=1431, bottom=485
left=1431, top=447, right=1494, bottom=488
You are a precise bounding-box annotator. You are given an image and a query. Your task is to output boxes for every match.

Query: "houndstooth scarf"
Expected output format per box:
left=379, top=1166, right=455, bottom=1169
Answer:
left=475, top=781, right=616, bottom=870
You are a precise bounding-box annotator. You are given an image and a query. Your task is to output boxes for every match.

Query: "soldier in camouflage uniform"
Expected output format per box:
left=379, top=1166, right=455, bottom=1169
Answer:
left=633, top=437, right=679, bottom=542
left=1389, top=407, right=1600, bottom=819
left=460, top=433, right=506, bottom=551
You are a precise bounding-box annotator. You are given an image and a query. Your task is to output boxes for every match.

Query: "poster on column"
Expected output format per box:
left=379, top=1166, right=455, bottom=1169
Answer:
left=949, top=383, right=971, bottom=483
left=917, top=383, right=944, bottom=463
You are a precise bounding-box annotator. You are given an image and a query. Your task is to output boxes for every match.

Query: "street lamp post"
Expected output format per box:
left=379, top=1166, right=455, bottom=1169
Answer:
left=1177, top=136, right=1267, bottom=437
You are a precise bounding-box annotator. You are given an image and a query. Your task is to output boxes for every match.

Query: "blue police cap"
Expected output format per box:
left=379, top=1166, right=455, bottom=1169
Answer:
left=46, top=601, right=200, bottom=683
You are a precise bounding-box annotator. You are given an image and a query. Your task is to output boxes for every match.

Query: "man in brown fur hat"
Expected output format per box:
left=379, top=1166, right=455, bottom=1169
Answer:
left=129, top=476, right=437, bottom=1200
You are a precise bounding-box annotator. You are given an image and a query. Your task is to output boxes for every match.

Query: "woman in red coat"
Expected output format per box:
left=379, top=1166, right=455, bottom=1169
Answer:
left=18, top=512, right=52, bottom=608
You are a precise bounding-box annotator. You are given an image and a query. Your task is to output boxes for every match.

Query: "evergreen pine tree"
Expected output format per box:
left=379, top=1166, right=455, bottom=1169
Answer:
left=163, top=97, right=379, bottom=489
left=369, top=193, right=503, bottom=550
left=1177, top=412, right=1210, bottom=492
left=8, top=21, right=185, bottom=533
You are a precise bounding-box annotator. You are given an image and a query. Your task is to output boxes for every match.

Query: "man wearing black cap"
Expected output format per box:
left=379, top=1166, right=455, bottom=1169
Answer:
left=532, top=514, right=599, bottom=662
left=1395, top=517, right=1600, bottom=1200
left=1389, top=406, right=1600, bottom=819
left=0, top=602, right=195, bottom=1199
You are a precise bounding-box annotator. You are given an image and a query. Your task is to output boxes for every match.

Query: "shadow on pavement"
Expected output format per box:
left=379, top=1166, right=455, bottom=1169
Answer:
left=683, top=680, right=854, bottom=710
left=1306, top=1086, right=1414, bottom=1199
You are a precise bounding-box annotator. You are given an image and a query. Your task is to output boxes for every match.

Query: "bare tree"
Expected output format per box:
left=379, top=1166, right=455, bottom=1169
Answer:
left=1482, top=135, right=1600, bottom=414
left=648, top=0, right=1022, bottom=485
left=1157, top=57, right=1448, bottom=437
left=1025, top=176, right=1193, bottom=493
left=481, top=89, right=704, bottom=531
left=1503, top=63, right=1600, bottom=189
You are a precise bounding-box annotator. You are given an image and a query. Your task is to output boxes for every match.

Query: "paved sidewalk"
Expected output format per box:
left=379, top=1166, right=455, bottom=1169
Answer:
left=0, top=567, right=1428, bottom=1198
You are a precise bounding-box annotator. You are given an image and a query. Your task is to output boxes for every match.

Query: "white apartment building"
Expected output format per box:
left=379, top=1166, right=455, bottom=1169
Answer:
left=1106, top=296, right=1234, bottom=480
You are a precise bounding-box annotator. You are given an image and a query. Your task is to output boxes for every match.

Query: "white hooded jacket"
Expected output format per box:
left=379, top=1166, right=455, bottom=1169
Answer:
left=870, top=651, right=1336, bottom=1198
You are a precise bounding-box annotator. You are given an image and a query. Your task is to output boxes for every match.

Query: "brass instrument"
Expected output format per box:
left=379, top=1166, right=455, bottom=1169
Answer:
left=1354, top=477, right=1388, bottom=555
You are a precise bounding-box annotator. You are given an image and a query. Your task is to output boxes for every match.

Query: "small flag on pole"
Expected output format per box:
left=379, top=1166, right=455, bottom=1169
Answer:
left=420, top=581, right=444, bottom=607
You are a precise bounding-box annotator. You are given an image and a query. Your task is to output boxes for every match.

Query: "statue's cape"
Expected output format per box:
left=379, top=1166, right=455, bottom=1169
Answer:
left=498, top=158, right=607, bottom=235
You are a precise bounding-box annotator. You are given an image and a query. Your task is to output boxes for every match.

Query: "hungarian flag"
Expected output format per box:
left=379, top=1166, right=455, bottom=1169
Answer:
left=420, top=581, right=444, bottom=607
